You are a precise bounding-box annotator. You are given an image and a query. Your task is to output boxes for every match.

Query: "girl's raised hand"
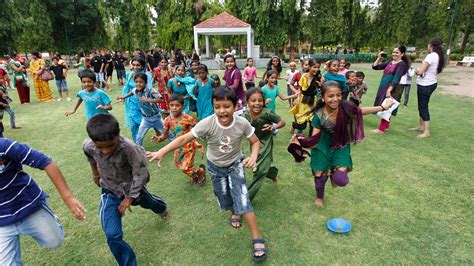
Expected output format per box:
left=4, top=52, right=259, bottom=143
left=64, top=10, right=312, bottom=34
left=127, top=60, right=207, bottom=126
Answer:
left=146, top=150, right=164, bottom=167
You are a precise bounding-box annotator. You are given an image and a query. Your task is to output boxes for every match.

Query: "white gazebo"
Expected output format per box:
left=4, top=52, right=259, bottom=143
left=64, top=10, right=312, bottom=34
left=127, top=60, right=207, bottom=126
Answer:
left=193, top=12, right=255, bottom=59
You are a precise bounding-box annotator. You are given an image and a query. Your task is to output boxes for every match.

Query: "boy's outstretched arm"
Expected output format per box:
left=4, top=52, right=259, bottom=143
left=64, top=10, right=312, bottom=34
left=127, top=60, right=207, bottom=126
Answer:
left=44, top=162, right=86, bottom=220
left=65, top=98, right=83, bottom=116
left=146, top=131, right=195, bottom=167
left=243, top=133, right=260, bottom=169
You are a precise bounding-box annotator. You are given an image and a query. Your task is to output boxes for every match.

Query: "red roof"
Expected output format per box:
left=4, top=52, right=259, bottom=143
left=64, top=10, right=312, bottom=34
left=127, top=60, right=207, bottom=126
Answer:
left=195, top=12, right=250, bottom=28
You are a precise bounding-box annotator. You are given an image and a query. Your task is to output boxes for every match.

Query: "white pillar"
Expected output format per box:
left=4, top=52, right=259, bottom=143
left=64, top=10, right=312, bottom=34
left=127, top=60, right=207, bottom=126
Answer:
left=193, top=28, right=199, bottom=56
left=247, top=28, right=252, bottom=58
left=205, top=35, right=210, bottom=59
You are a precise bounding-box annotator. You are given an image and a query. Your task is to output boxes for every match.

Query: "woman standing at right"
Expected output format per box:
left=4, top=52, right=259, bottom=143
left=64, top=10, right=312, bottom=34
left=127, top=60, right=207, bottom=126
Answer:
left=371, top=45, right=409, bottom=133
left=410, top=37, right=445, bottom=138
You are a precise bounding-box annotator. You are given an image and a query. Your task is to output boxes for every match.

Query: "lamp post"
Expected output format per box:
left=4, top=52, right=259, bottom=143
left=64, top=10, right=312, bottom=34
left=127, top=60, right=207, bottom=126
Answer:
left=446, top=0, right=457, bottom=60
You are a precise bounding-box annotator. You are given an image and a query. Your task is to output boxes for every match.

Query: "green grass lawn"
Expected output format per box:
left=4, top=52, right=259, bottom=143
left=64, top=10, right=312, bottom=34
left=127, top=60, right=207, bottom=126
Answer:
left=6, top=64, right=473, bottom=264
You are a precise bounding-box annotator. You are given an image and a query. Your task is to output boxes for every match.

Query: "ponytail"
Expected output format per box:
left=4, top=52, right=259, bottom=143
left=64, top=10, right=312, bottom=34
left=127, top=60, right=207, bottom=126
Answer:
left=429, top=37, right=445, bottom=74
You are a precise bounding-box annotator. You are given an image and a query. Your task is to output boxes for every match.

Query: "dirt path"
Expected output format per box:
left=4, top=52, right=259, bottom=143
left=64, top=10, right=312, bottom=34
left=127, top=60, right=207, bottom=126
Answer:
left=436, top=64, right=474, bottom=98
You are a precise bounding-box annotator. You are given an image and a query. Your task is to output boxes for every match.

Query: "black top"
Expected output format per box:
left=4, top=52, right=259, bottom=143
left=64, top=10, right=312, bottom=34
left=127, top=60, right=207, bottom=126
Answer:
left=91, top=56, right=105, bottom=73
left=49, top=64, right=65, bottom=80
left=153, top=52, right=163, bottom=67
left=146, top=55, right=155, bottom=70
left=113, top=56, right=126, bottom=70
left=104, top=54, right=113, bottom=71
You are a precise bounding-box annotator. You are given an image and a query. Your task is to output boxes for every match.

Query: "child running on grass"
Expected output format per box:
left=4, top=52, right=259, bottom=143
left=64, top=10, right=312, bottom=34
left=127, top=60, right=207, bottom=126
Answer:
left=0, top=78, right=19, bottom=129
left=83, top=114, right=167, bottom=266
left=0, top=138, right=86, bottom=265
left=147, top=87, right=268, bottom=262
left=350, top=71, right=368, bottom=106
left=243, top=88, right=286, bottom=200
left=152, top=94, right=205, bottom=185
left=193, top=64, right=214, bottom=120
left=65, top=70, right=112, bottom=120
left=261, top=70, right=299, bottom=113
left=117, top=73, right=164, bottom=145
left=289, top=81, right=393, bottom=208
left=243, top=57, right=258, bottom=90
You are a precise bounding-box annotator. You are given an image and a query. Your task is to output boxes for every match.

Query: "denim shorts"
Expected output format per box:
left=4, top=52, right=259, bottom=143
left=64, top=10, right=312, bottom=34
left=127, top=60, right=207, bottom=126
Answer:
left=55, top=79, right=68, bottom=92
left=116, top=69, right=126, bottom=80
left=207, top=157, right=253, bottom=215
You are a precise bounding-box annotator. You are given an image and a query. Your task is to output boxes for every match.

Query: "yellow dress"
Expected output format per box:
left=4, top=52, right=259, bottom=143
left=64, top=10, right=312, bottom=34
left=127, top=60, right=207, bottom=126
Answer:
left=289, top=73, right=318, bottom=124
left=29, top=59, right=53, bottom=102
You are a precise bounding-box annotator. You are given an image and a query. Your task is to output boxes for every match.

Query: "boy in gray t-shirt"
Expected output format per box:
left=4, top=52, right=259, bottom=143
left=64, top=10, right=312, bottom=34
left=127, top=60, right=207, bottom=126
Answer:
left=147, top=87, right=267, bottom=262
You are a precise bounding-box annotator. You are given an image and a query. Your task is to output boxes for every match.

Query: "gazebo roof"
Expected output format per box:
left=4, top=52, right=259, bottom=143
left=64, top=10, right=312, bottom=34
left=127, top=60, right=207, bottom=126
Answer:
left=195, top=12, right=250, bottom=28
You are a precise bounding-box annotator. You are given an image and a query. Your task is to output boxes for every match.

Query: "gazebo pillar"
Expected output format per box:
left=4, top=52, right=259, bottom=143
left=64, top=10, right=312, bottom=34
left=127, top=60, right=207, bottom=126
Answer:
left=205, top=35, right=210, bottom=58
left=246, top=28, right=252, bottom=58
left=194, top=30, right=199, bottom=56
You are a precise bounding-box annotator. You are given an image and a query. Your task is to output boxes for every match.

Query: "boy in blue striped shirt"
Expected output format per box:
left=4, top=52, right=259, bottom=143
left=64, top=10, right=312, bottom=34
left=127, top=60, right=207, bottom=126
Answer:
left=117, top=72, right=164, bottom=145
left=0, top=138, right=86, bottom=265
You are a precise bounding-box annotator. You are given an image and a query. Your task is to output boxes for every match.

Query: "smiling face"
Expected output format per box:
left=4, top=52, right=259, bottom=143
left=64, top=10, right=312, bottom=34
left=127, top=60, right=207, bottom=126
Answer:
left=346, top=73, right=357, bottom=86
left=302, top=60, right=310, bottom=72
left=268, top=73, right=278, bottom=85
left=356, top=75, right=364, bottom=84
left=309, top=63, right=320, bottom=76
left=213, top=98, right=235, bottom=126
left=290, top=64, right=296, bottom=72
left=247, top=92, right=264, bottom=115
left=322, top=85, right=342, bottom=110
left=176, top=66, right=185, bottom=77
left=191, top=62, right=199, bottom=73
left=392, top=48, right=403, bottom=61
left=81, top=77, right=95, bottom=90
left=329, top=61, right=339, bottom=74
left=131, top=60, right=143, bottom=73
left=93, top=137, right=120, bottom=156
left=169, top=100, right=184, bottom=117
left=160, top=58, right=168, bottom=68
left=225, top=57, right=235, bottom=70
left=339, top=59, right=346, bottom=70
left=272, top=57, right=279, bottom=67
left=134, top=77, right=146, bottom=90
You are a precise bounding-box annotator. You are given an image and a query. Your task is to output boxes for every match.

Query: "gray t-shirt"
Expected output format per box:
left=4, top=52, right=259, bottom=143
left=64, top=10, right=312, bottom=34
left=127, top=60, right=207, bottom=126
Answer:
left=83, top=136, right=150, bottom=198
left=191, top=114, right=255, bottom=167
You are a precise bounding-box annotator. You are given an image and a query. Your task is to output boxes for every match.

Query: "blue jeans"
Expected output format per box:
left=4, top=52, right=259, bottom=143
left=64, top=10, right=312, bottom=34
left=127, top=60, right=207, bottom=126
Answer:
left=99, top=187, right=166, bottom=266
left=136, top=113, right=164, bottom=145
left=0, top=202, right=64, bottom=265
left=55, top=79, right=68, bottom=92
left=207, top=157, right=253, bottom=215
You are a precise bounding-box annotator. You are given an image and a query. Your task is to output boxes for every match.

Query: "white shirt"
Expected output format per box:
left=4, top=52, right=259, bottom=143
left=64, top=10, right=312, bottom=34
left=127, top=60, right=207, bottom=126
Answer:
left=417, top=52, right=439, bottom=86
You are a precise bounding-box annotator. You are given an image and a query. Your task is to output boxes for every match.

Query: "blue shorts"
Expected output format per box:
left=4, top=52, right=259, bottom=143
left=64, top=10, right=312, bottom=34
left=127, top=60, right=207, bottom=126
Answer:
left=207, top=157, right=253, bottom=215
left=55, top=79, right=68, bottom=92
left=116, top=70, right=126, bottom=80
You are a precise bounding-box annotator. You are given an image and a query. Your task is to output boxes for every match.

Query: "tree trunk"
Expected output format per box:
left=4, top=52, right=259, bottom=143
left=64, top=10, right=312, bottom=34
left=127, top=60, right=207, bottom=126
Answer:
left=459, top=30, right=471, bottom=54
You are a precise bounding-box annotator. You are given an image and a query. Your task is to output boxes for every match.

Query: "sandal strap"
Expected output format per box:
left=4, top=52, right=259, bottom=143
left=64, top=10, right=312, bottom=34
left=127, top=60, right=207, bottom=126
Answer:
left=230, top=218, right=241, bottom=222
left=253, top=248, right=267, bottom=252
left=252, top=239, right=266, bottom=244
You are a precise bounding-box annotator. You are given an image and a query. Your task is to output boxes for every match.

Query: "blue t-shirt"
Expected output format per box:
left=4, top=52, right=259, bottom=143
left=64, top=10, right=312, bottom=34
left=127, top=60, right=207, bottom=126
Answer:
left=168, top=77, right=190, bottom=113
left=132, top=87, right=162, bottom=117
left=262, top=84, right=280, bottom=113
left=195, top=77, right=214, bottom=119
left=0, top=138, right=52, bottom=226
left=77, top=88, right=111, bottom=120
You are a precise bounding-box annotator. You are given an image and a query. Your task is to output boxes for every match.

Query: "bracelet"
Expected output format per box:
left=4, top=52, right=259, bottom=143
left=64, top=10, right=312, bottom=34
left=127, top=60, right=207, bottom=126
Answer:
left=380, top=105, right=386, bottom=111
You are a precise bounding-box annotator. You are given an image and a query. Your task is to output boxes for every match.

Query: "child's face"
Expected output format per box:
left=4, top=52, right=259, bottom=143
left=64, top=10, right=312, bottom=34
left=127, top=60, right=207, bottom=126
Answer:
left=322, top=86, right=342, bottom=110
left=248, top=93, right=264, bottom=115
left=346, top=73, right=357, bottom=86
left=339, top=60, right=346, bottom=70
left=135, top=78, right=146, bottom=90
left=81, top=77, right=95, bottom=89
left=52, top=59, right=58, bottom=65
left=192, top=62, right=199, bottom=72
left=170, top=59, right=176, bottom=66
left=272, top=58, right=279, bottom=67
left=290, top=64, right=296, bottom=71
left=93, top=136, right=120, bottom=156
left=302, top=61, right=309, bottom=72
left=225, top=57, right=235, bottom=70
left=213, top=99, right=235, bottom=126
left=160, top=59, right=168, bottom=68
left=247, top=59, right=253, bottom=66
left=268, top=74, right=277, bottom=85
left=176, top=67, right=185, bottom=77
left=198, top=69, right=207, bottom=80
left=309, top=64, right=320, bottom=75
left=356, top=75, right=364, bottom=84
left=131, top=61, right=143, bottom=73
left=329, top=61, right=339, bottom=74
left=169, top=100, right=184, bottom=117
left=213, top=79, right=219, bottom=88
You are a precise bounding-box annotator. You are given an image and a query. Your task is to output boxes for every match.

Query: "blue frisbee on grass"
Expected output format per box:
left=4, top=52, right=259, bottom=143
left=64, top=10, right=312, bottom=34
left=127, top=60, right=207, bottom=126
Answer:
left=327, top=218, right=352, bottom=234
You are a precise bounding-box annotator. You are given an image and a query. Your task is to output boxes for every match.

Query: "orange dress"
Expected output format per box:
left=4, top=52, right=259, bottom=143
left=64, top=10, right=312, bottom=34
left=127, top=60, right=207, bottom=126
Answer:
left=29, top=59, right=53, bottom=102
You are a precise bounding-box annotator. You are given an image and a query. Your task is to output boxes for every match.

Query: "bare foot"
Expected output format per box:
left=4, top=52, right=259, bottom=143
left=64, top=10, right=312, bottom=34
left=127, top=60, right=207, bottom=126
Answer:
left=315, top=198, right=324, bottom=208
left=408, top=127, right=423, bottom=132
left=417, top=133, right=431, bottom=138
left=271, top=177, right=279, bottom=184
left=371, top=129, right=385, bottom=134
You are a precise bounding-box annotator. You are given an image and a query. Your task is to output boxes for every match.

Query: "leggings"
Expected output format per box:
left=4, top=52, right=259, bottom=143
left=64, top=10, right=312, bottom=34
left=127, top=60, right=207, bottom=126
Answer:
left=417, top=83, right=437, bottom=121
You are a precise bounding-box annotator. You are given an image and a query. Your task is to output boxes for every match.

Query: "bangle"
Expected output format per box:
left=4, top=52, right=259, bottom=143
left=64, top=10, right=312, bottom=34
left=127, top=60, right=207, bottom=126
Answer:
left=380, top=105, right=385, bottom=111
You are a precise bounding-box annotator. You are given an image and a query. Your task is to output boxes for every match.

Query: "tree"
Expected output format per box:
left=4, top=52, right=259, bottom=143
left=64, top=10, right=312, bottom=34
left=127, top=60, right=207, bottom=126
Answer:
left=0, top=0, right=22, bottom=54
left=17, top=0, right=55, bottom=52
left=305, top=0, right=340, bottom=48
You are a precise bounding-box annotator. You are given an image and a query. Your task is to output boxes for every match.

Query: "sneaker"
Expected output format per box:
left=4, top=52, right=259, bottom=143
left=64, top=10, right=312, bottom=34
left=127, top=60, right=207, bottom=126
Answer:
left=66, top=97, right=72, bottom=101
left=57, top=98, right=63, bottom=102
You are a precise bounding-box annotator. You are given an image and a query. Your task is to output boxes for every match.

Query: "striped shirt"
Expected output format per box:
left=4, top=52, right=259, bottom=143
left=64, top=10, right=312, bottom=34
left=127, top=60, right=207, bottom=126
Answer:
left=0, top=138, right=51, bottom=226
